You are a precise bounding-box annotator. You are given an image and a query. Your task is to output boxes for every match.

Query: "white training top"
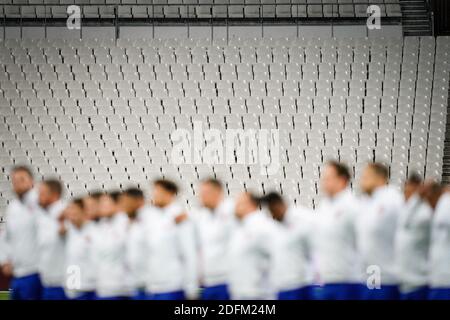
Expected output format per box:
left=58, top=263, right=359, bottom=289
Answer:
left=36, top=199, right=67, bottom=287
left=312, top=188, right=363, bottom=284
left=429, top=192, right=450, bottom=288
left=358, top=185, right=404, bottom=285
left=227, top=210, right=277, bottom=300
left=191, top=198, right=236, bottom=287
left=92, top=213, right=133, bottom=298
left=142, top=202, right=198, bottom=299
left=394, top=194, right=432, bottom=292
left=125, top=214, right=147, bottom=290
left=64, top=221, right=97, bottom=297
left=0, top=189, right=40, bottom=278
left=270, top=205, right=314, bottom=291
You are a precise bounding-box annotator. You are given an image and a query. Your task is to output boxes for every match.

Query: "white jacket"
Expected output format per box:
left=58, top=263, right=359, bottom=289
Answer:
left=142, top=203, right=198, bottom=298
left=395, top=194, right=432, bottom=292
left=227, top=210, right=277, bottom=299
left=92, top=213, right=133, bottom=298
left=125, top=216, right=147, bottom=290
left=0, top=190, right=40, bottom=278
left=270, top=206, right=314, bottom=291
left=313, top=189, right=362, bottom=284
left=358, top=185, right=404, bottom=285
left=429, top=193, right=450, bottom=288
left=64, top=221, right=97, bottom=298
left=36, top=199, right=67, bottom=287
left=191, top=198, right=236, bottom=287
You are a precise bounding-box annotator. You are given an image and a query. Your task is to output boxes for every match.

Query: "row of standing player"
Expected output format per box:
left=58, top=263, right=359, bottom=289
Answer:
left=0, top=161, right=449, bottom=300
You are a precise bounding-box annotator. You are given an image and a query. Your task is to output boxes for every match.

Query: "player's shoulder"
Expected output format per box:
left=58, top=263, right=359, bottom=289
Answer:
left=140, top=204, right=156, bottom=214
left=52, top=200, right=68, bottom=218
left=285, top=205, right=311, bottom=224
left=380, top=185, right=403, bottom=202
left=334, top=189, right=360, bottom=210
left=220, top=197, right=236, bottom=213
left=438, top=192, right=450, bottom=207
left=139, top=205, right=159, bottom=221
left=251, top=211, right=277, bottom=232
left=188, top=205, right=208, bottom=217
left=435, top=192, right=450, bottom=218
left=166, top=202, right=185, bottom=218
left=114, top=212, right=130, bottom=227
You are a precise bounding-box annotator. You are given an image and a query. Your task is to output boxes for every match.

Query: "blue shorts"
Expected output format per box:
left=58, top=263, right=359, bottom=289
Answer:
left=96, top=296, right=130, bottom=300
left=315, top=283, right=363, bottom=300
left=277, top=286, right=313, bottom=300
left=133, top=288, right=147, bottom=300
left=201, top=284, right=230, bottom=300
left=10, top=273, right=42, bottom=300
left=401, top=286, right=428, bottom=300
left=362, top=284, right=400, bottom=300
left=148, top=290, right=186, bottom=300
left=42, top=286, right=68, bottom=300
left=73, top=291, right=97, bottom=300
left=428, top=288, right=450, bottom=300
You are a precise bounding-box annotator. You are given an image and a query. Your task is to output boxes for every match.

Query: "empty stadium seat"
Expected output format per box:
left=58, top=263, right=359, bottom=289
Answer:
left=0, top=35, right=448, bottom=213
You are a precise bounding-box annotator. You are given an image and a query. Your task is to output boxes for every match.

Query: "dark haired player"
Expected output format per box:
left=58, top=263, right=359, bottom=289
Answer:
left=141, top=179, right=198, bottom=300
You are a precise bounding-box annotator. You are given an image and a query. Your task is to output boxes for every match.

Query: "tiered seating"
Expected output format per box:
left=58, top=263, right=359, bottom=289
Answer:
left=0, top=0, right=402, bottom=20
left=0, top=36, right=449, bottom=215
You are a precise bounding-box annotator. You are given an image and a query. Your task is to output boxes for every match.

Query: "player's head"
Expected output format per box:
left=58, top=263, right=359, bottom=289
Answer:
left=38, top=179, right=63, bottom=209
left=404, top=173, right=423, bottom=201
left=321, top=161, right=351, bottom=197
left=420, top=181, right=444, bottom=210
left=82, top=190, right=103, bottom=221
left=98, top=191, right=121, bottom=218
left=199, top=178, right=224, bottom=210
left=120, top=187, right=145, bottom=218
left=260, top=192, right=287, bottom=222
left=11, top=165, right=34, bottom=198
left=65, top=198, right=87, bottom=228
left=360, top=163, right=389, bottom=195
left=152, top=179, right=178, bottom=208
left=235, top=192, right=260, bottom=220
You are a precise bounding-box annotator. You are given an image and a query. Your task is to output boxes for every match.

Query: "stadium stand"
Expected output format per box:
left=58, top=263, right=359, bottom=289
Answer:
left=0, top=35, right=449, bottom=218
left=0, top=0, right=403, bottom=20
